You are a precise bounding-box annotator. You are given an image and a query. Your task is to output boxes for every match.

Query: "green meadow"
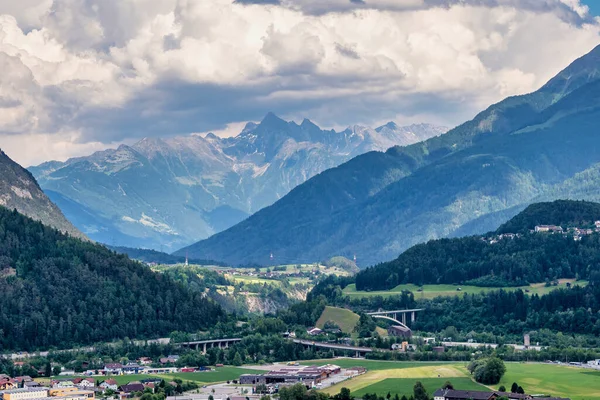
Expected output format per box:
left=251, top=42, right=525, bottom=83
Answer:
left=342, top=280, right=588, bottom=300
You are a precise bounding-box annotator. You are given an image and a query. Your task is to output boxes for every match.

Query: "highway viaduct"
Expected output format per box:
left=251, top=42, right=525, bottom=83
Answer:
left=292, top=339, right=373, bottom=357
left=179, top=338, right=242, bottom=354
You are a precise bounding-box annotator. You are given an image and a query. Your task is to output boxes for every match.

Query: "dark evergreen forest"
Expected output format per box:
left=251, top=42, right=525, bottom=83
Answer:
left=356, top=200, right=600, bottom=290
left=0, top=207, right=225, bottom=351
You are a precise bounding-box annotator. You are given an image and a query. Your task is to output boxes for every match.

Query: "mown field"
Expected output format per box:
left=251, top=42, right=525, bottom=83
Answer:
left=320, top=364, right=472, bottom=395
left=315, top=307, right=387, bottom=337
left=492, top=363, right=600, bottom=400
left=316, top=306, right=360, bottom=334
left=352, top=378, right=485, bottom=397
left=48, top=366, right=264, bottom=386
left=307, top=360, right=600, bottom=400
left=342, top=279, right=588, bottom=300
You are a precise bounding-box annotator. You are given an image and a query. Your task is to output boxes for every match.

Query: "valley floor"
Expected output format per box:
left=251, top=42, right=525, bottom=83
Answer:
left=298, top=359, right=600, bottom=400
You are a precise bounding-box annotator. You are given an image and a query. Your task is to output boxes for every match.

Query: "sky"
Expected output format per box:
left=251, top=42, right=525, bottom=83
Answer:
left=583, top=1, right=600, bottom=16
left=0, top=0, right=599, bottom=166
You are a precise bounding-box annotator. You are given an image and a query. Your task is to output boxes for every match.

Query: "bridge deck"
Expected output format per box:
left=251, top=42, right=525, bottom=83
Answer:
left=367, top=308, right=425, bottom=315
left=180, top=338, right=242, bottom=346
left=292, top=339, right=372, bottom=352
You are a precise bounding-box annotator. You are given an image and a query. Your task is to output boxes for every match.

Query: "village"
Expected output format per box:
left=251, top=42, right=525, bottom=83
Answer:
left=481, top=220, right=600, bottom=244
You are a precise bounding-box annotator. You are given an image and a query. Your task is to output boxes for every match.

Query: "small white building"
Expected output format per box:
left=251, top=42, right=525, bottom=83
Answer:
left=307, top=327, right=323, bottom=336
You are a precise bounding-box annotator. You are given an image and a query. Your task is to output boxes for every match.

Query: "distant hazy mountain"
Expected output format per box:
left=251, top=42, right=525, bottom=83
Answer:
left=178, top=44, right=600, bottom=267
left=0, top=150, right=84, bottom=239
left=30, top=115, right=446, bottom=251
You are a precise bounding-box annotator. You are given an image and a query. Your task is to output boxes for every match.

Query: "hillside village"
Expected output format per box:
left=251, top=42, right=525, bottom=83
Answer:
left=482, top=221, right=600, bottom=244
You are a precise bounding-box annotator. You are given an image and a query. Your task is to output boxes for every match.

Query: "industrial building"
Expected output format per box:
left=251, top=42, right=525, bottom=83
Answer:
left=239, top=364, right=341, bottom=386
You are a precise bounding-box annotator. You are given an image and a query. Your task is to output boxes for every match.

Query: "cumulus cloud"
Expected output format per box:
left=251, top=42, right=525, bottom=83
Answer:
left=0, top=0, right=598, bottom=165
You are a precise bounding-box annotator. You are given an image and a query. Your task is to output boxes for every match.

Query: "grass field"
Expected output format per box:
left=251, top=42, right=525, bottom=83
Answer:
left=152, top=367, right=264, bottom=383
left=321, top=364, right=470, bottom=395
left=493, top=363, right=600, bottom=400
left=49, top=367, right=264, bottom=386
left=352, top=377, right=485, bottom=397
left=316, top=306, right=360, bottom=334
left=343, top=279, right=588, bottom=300
left=300, top=359, right=453, bottom=371
left=226, top=275, right=282, bottom=286
left=307, top=360, right=599, bottom=400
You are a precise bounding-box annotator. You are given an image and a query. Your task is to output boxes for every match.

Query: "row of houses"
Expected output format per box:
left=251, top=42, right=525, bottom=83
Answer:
left=433, top=388, right=570, bottom=400
left=63, top=357, right=186, bottom=377
left=1, top=376, right=181, bottom=400
left=534, top=222, right=600, bottom=241
left=52, top=377, right=176, bottom=395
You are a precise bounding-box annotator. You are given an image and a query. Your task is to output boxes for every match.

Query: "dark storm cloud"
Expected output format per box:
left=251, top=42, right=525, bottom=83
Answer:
left=64, top=74, right=473, bottom=144
left=246, top=0, right=593, bottom=25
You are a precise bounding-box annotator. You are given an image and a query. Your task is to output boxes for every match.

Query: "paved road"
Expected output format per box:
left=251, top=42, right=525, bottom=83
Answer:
left=441, top=341, right=544, bottom=351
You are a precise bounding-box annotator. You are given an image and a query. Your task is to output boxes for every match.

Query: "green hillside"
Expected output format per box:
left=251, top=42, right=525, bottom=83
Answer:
left=0, top=207, right=224, bottom=351
left=315, top=306, right=360, bottom=333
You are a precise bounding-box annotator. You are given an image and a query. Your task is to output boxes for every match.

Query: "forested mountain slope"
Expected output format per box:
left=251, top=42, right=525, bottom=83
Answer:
left=0, top=150, right=84, bottom=240
left=355, top=200, right=600, bottom=290
left=0, top=207, right=224, bottom=351
left=179, top=44, right=600, bottom=266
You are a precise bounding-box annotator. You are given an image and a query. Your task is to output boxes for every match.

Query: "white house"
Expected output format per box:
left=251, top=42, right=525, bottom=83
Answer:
left=99, top=379, right=118, bottom=391
left=103, top=363, right=123, bottom=375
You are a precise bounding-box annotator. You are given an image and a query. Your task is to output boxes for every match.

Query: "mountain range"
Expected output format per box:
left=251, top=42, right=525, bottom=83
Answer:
left=30, top=117, right=446, bottom=251
left=0, top=150, right=84, bottom=239
left=178, top=44, right=600, bottom=267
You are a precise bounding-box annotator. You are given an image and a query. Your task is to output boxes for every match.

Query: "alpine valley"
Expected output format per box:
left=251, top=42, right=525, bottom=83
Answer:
left=179, top=44, right=600, bottom=267
left=30, top=116, right=446, bottom=251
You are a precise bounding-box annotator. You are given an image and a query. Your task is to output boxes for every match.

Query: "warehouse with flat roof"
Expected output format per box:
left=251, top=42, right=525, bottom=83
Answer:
left=239, top=364, right=341, bottom=386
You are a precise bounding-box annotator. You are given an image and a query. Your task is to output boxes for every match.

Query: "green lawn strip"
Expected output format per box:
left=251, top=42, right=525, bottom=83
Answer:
left=299, top=359, right=453, bottom=371
left=51, top=367, right=264, bottom=386
left=351, top=377, right=486, bottom=398
left=492, top=363, right=600, bottom=400
left=153, top=367, right=265, bottom=384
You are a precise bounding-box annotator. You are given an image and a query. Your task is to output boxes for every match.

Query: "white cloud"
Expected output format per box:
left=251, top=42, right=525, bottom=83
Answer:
left=0, top=0, right=598, bottom=166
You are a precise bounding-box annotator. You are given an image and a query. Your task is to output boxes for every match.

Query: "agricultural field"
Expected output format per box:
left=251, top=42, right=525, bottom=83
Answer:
left=351, top=378, right=485, bottom=397
left=320, top=364, right=472, bottom=395
left=493, top=363, right=600, bottom=400
left=152, top=367, right=264, bottom=383
left=342, top=279, right=588, bottom=300
left=315, top=307, right=388, bottom=338
left=47, top=367, right=265, bottom=386
left=307, top=360, right=599, bottom=400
